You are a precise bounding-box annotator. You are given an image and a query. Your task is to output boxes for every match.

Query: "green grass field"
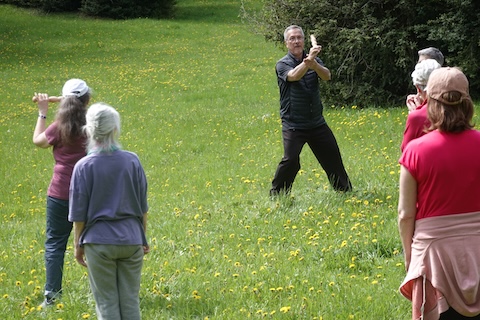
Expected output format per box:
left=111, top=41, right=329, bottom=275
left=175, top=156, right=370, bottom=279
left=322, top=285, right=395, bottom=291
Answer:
left=1, top=1, right=476, bottom=319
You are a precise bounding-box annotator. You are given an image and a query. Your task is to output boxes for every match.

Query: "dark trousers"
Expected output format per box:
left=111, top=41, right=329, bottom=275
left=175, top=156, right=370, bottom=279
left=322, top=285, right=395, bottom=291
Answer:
left=270, top=124, right=352, bottom=195
left=45, top=196, right=73, bottom=298
left=440, top=308, right=480, bottom=319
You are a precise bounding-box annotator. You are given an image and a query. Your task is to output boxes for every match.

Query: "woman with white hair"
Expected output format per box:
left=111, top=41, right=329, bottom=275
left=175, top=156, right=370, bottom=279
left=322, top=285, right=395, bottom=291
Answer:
left=69, top=103, right=149, bottom=320
left=400, top=59, right=441, bottom=151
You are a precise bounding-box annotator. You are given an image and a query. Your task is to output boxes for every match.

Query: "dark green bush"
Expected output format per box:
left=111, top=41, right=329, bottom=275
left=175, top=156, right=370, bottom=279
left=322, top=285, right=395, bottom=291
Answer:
left=41, top=0, right=81, bottom=12
left=244, top=0, right=480, bottom=107
left=0, top=0, right=80, bottom=11
left=80, top=0, right=175, bottom=19
left=0, top=0, right=175, bottom=19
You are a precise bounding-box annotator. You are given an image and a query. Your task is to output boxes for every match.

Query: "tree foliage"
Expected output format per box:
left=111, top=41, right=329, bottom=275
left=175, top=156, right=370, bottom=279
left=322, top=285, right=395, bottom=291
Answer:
left=244, top=0, right=480, bottom=107
left=0, top=0, right=175, bottom=19
left=80, top=0, right=175, bottom=19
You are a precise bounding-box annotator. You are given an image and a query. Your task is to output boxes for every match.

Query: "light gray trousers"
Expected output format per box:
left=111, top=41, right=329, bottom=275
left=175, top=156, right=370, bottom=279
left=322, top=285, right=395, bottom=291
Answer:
left=84, top=244, right=144, bottom=320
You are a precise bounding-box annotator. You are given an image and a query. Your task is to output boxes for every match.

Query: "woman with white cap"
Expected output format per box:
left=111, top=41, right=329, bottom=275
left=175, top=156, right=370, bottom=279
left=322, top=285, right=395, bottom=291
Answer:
left=32, top=78, right=91, bottom=307
left=398, top=67, right=480, bottom=319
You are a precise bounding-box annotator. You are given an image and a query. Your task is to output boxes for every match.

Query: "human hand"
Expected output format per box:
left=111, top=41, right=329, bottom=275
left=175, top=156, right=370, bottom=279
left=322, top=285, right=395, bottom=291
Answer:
left=74, top=245, right=87, bottom=267
left=34, top=93, right=50, bottom=116
left=404, top=252, right=411, bottom=272
left=307, top=45, right=322, bottom=59
left=406, top=94, right=423, bottom=112
left=304, top=44, right=322, bottom=69
left=143, top=245, right=150, bottom=254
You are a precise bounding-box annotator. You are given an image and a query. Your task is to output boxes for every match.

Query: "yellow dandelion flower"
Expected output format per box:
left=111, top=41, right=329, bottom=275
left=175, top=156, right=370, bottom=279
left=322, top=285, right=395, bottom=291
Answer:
left=280, top=306, right=291, bottom=313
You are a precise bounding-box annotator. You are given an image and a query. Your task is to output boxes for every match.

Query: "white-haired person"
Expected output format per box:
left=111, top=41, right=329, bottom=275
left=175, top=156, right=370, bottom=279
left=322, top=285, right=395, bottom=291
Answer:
left=69, top=102, right=149, bottom=320
left=406, top=47, right=445, bottom=112
left=398, top=67, right=480, bottom=319
left=400, top=59, right=441, bottom=151
left=32, top=79, right=91, bottom=307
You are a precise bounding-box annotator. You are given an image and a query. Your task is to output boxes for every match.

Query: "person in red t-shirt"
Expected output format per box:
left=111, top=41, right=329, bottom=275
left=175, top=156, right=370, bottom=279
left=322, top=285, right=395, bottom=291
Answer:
left=32, top=79, right=91, bottom=308
left=406, top=47, right=444, bottom=112
left=400, top=59, right=441, bottom=151
left=398, top=67, right=480, bottom=319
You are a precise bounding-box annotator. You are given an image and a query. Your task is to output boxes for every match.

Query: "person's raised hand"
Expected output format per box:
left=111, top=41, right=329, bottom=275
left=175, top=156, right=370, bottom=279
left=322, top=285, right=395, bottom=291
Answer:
left=35, top=93, right=49, bottom=116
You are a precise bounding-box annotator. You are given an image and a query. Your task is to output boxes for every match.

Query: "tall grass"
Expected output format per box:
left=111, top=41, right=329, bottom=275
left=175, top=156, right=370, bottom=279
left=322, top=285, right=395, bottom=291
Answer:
left=2, top=1, right=475, bottom=319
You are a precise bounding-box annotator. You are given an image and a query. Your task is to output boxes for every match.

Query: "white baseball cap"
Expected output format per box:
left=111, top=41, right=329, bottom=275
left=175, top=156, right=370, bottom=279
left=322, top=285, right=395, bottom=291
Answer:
left=62, top=79, right=89, bottom=97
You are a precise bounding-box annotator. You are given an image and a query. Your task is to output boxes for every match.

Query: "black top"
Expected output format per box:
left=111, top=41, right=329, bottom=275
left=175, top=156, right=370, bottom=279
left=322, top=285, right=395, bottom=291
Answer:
left=276, top=51, right=326, bottom=130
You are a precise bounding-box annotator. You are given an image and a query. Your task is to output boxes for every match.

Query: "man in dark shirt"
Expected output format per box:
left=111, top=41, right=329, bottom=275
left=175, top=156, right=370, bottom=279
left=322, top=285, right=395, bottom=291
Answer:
left=270, top=25, right=352, bottom=196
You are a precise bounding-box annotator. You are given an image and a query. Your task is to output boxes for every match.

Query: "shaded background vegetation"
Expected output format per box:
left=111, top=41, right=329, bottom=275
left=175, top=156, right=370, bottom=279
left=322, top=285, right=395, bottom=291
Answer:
left=2, top=0, right=478, bottom=107
left=242, top=0, right=480, bottom=107
left=0, top=0, right=176, bottom=19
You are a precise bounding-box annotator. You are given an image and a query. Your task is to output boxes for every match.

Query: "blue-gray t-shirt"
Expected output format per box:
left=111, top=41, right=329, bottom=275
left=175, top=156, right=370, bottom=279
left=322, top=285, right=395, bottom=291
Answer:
left=276, top=51, right=327, bottom=130
left=69, top=150, right=148, bottom=246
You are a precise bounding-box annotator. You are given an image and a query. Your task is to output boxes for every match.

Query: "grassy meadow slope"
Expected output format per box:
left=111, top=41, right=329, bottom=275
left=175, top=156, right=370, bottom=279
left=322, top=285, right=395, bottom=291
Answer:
left=0, top=0, right=444, bottom=318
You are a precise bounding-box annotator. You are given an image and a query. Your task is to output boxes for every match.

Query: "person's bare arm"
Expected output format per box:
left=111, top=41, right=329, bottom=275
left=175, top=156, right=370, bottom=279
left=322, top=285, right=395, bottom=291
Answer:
left=32, top=93, right=52, bottom=148
left=143, top=213, right=150, bottom=254
left=287, top=45, right=331, bottom=81
left=73, top=221, right=87, bottom=267
left=397, top=166, right=417, bottom=271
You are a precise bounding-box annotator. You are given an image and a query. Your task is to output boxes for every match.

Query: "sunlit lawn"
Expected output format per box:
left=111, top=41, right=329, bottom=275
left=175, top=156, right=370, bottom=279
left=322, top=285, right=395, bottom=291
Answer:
left=1, top=1, right=478, bottom=319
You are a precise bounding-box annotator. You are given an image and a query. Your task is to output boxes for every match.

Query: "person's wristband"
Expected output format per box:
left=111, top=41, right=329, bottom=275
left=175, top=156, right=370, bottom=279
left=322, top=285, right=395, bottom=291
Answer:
left=38, top=114, right=47, bottom=119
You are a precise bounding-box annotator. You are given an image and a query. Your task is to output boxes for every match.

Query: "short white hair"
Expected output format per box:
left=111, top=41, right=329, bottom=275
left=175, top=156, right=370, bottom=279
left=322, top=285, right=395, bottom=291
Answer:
left=84, top=102, right=121, bottom=153
left=411, top=59, right=442, bottom=87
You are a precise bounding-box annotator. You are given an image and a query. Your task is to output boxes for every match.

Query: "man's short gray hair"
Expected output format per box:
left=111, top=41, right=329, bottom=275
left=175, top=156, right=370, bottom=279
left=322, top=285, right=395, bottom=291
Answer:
left=284, top=25, right=304, bottom=41
left=418, top=47, right=444, bottom=66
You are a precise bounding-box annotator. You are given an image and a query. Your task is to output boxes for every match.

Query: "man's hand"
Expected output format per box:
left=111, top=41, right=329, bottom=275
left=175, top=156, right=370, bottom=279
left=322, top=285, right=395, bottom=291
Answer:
left=306, top=45, right=322, bottom=60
